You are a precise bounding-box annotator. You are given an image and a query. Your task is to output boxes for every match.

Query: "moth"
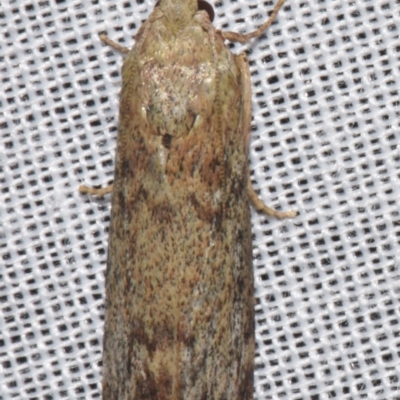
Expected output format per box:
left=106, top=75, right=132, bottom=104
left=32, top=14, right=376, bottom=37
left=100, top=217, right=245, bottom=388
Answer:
left=80, top=0, right=295, bottom=398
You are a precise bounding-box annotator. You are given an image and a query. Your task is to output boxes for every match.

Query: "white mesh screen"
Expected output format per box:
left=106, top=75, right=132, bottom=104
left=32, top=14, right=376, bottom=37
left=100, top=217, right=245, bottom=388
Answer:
left=1, top=0, right=400, bottom=399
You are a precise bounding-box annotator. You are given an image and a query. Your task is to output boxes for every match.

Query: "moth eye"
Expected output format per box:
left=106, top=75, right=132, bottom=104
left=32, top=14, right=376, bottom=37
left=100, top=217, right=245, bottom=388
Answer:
left=155, top=0, right=214, bottom=22
left=198, top=0, right=214, bottom=22
left=162, top=134, right=172, bottom=149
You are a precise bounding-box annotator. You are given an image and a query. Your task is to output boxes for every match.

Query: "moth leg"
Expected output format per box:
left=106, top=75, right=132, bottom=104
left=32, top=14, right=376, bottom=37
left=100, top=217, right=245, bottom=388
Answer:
left=248, top=182, right=297, bottom=219
left=221, top=0, right=285, bottom=44
left=99, top=34, right=130, bottom=54
left=78, top=34, right=125, bottom=198
left=79, top=33, right=128, bottom=198
left=236, top=53, right=252, bottom=153
left=235, top=53, right=297, bottom=219
left=79, top=184, right=113, bottom=197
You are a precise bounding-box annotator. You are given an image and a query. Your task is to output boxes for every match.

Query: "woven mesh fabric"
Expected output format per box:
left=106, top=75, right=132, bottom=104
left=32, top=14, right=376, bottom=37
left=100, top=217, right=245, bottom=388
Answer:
left=1, top=0, right=400, bottom=399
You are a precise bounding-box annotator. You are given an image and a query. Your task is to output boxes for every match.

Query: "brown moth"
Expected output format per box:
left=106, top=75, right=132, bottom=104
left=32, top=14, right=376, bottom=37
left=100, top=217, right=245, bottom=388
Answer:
left=80, top=0, right=295, bottom=398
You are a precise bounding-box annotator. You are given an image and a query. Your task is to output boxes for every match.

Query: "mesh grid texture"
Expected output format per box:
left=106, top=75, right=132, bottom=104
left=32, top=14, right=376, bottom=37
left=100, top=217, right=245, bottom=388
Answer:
left=1, top=0, right=400, bottom=399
